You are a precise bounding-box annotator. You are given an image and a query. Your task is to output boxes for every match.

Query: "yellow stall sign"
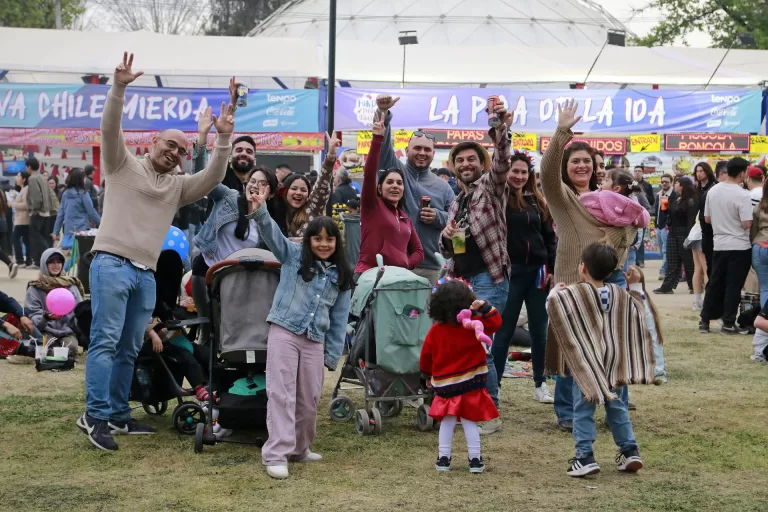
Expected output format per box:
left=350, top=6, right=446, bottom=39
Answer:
left=630, top=134, right=660, bottom=153
left=511, top=133, right=537, bottom=152
left=751, top=135, right=768, bottom=154
left=357, top=130, right=413, bottom=155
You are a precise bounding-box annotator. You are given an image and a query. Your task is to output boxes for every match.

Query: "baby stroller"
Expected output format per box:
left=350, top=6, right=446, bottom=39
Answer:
left=329, top=258, right=439, bottom=435
left=193, top=248, right=279, bottom=453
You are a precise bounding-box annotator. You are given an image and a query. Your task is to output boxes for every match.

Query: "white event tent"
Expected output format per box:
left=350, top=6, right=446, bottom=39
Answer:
left=0, top=27, right=768, bottom=89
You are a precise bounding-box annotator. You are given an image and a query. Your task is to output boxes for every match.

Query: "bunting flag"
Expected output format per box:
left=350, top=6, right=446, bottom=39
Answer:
left=44, top=146, right=51, bottom=157
left=60, top=149, right=68, bottom=159
left=81, top=150, right=87, bottom=160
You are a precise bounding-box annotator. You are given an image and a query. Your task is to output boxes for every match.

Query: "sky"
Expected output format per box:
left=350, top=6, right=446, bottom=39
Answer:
left=592, top=0, right=712, bottom=47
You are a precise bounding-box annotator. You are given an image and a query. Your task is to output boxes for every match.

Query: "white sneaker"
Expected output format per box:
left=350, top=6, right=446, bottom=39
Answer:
left=533, top=384, right=555, bottom=404
left=404, top=398, right=423, bottom=408
left=266, top=465, right=289, bottom=479
left=692, top=302, right=702, bottom=312
left=296, top=451, right=322, bottom=462
left=478, top=417, right=502, bottom=436
left=750, top=354, right=767, bottom=362
left=502, top=363, right=514, bottom=378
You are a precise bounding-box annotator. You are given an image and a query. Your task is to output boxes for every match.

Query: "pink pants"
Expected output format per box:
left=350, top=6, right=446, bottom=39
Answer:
left=261, top=324, right=325, bottom=466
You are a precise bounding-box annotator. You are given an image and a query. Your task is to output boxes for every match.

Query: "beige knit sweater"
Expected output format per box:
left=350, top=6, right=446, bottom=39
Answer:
left=92, top=82, right=231, bottom=270
left=540, top=128, right=636, bottom=285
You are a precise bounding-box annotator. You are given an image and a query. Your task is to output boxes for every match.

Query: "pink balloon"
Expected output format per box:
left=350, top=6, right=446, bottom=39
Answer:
left=46, top=288, right=76, bottom=316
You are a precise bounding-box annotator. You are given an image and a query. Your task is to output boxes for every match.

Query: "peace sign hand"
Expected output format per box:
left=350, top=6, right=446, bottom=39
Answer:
left=325, top=132, right=341, bottom=162
left=371, top=110, right=386, bottom=136
left=114, top=52, right=144, bottom=85
left=247, top=183, right=270, bottom=210
left=557, top=98, right=582, bottom=131
left=198, top=106, right=214, bottom=139
left=212, top=101, right=235, bottom=135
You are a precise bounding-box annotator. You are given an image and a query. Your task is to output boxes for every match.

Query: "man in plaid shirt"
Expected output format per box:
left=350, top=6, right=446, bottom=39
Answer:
left=439, top=105, right=512, bottom=435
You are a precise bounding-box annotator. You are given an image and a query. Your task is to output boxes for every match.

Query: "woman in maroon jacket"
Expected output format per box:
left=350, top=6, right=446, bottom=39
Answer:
left=355, top=115, right=424, bottom=277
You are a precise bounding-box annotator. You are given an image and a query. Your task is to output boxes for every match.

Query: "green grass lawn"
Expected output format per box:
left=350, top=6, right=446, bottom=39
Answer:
left=1, top=292, right=767, bottom=512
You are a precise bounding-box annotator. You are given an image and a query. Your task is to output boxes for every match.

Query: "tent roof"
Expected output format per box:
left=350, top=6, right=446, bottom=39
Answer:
left=0, top=27, right=767, bottom=88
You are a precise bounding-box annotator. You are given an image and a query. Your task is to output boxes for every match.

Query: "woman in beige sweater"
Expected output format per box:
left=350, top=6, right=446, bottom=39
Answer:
left=540, top=99, right=637, bottom=432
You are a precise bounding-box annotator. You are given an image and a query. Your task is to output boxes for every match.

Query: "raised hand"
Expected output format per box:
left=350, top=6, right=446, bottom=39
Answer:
left=557, top=98, right=582, bottom=131
left=197, top=106, right=214, bottom=142
left=247, top=183, right=270, bottom=210
left=376, top=94, right=400, bottom=113
left=228, top=77, right=240, bottom=110
left=212, top=101, right=235, bottom=135
left=114, top=52, right=144, bottom=85
left=469, top=300, right=487, bottom=312
left=371, top=110, right=385, bottom=137
left=325, top=132, right=340, bottom=161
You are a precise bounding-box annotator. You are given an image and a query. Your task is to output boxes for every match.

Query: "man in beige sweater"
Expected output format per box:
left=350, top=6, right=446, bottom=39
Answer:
left=77, top=53, right=235, bottom=451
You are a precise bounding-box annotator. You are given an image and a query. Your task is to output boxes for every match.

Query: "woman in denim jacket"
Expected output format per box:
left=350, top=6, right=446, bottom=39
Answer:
left=247, top=169, right=353, bottom=481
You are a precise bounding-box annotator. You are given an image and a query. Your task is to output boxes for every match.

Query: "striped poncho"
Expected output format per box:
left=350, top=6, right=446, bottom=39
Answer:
left=546, top=282, right=655, bottom=404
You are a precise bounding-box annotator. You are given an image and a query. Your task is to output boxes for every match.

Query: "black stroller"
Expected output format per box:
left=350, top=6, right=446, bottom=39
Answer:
left=193, top=248, right=279, bottom=453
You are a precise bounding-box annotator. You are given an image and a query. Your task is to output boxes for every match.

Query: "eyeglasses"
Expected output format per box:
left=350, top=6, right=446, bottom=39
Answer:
left=249, top=179, right=269, bottom=187
left=159, top=138, right=188, bottom=158
left=410, top=131, right=436, bottom=142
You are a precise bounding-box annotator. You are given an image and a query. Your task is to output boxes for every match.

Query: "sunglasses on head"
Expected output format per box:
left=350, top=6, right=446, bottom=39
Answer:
left=410, top=131, right=436, bottom=142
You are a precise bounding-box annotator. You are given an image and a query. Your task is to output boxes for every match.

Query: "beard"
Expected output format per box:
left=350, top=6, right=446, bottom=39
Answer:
left=407, top=156, right=432, bottom=172
left=457, top=169, right=481, bottom=185
left=231, top=157, right=254, bottom=175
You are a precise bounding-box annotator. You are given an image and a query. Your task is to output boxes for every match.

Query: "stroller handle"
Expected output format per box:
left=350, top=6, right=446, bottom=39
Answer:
left=375, top=254, right=384, bottom=268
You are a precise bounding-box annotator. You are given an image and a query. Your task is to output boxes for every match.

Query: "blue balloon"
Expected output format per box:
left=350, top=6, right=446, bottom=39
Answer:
left=162, top=226, right=189, bottom=261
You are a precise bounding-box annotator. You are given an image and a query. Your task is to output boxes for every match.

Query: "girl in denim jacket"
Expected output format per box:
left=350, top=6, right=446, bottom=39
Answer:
left=247, top=175, right=353, bottom=480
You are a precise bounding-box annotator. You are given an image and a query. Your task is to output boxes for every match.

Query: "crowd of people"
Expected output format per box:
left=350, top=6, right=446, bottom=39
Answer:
left=2, top=52, right=766, bottom=482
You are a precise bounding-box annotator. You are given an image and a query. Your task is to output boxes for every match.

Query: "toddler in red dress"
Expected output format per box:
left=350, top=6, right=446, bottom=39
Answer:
left=420, top=278, right=501, bottom=474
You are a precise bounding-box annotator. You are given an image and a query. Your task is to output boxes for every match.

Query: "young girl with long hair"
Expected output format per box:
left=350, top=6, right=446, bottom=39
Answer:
left=247, top=181, right=353, bottom=481
left=691, top=162, right=715, bottom=307
left=628, top=265, right=666, bottom=382
left=493, top=150, right=556, bottom=404
left=654, top=177, right=699, bottom=296
left=420, top=278, right=501, bottom=474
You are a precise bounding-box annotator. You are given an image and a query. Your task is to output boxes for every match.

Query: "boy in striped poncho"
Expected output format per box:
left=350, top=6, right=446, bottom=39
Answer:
left=547, top=243, right=656, bottom=478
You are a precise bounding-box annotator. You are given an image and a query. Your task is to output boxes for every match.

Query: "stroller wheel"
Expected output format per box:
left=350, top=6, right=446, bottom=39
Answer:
left=375, top=400, right=403, bottom=418
left=173, top=403, right=206, bottom=435
left=417, top=404, right=434, bottom=431
left=329, top=395, right=355, bottom=423
left=194, top=423, right=205, bottom=453
left=370, top=408, right=383, bottom=435
left=142, top=401, right=168, bottom=416
left=354, top=409, right=372, bottom=436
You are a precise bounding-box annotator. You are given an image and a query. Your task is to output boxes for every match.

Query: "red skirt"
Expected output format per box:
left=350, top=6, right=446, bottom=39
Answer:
left=428, top=388, right=498, bottom=422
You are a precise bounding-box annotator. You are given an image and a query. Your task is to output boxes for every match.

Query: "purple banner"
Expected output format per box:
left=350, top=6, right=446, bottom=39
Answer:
left=334, top=88, right=762, bottom=134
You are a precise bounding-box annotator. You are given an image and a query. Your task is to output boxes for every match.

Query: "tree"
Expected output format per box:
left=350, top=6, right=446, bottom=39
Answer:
left=94, top=0, right=207, bottom=34
left=206, top=0, right=291, bottom=37
left=633, top=0, right=768, bottom=48
left=0, top=0, right=86, bottom=29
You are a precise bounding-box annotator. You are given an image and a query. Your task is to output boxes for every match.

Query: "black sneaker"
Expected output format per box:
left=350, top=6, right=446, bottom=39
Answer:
left=435, top=456, right=451, bottom=472
left=108, top=418, right=157, bottom=435
left=77, top=413, right=118, bottom=451
left=653, top=288, right=673, bottom=295
left=616, top=448, right=644, bottom=472
left=698, top=321, right=710, bottom=334
left=567, top=454, right=600, bottom=477
left=468, top=456, right=485, bottom=474
left=721, top=324, right=750, bottom=336
left=558, top=419, right=573, bottom=432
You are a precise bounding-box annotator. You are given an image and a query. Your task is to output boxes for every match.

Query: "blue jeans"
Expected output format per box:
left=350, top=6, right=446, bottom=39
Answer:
left=86, top=254, right=156, bottom=422
left=752, top=244, right=768, bottom=308
left=465, top=271, right=509, bottom=408
left=627, top=247, right=637, bottom=266
left=573, top=382, right=637, bottom=458
left=492, top=264, right=548, bottom=386
left=657, top=228, right=668, bottom=276
left=554, top=269, right=627, bottom=422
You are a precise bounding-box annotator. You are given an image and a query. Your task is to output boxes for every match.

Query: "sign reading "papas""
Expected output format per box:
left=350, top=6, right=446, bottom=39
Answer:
left=664, top=133, right=750, bottom=152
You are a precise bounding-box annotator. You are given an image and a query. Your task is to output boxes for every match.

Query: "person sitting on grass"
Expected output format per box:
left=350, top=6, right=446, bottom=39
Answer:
left=24, top=248, right=84, bottom=360
left=547, top=243, right=656, bottom=478
left=2, top=289, right=41, bottom=364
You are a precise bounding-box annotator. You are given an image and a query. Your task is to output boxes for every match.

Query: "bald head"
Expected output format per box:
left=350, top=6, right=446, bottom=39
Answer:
left=151, top=129, right=189, bottom=174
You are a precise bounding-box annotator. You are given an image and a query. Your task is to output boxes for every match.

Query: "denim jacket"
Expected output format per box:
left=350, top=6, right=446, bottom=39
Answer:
left=193, top=184, right=241, bottom=261
left=248, top=204, right=351, bottom=370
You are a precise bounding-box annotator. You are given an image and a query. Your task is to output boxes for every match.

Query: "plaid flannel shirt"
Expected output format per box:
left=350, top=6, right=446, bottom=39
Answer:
left=439, top=124, right=511, bottom=284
